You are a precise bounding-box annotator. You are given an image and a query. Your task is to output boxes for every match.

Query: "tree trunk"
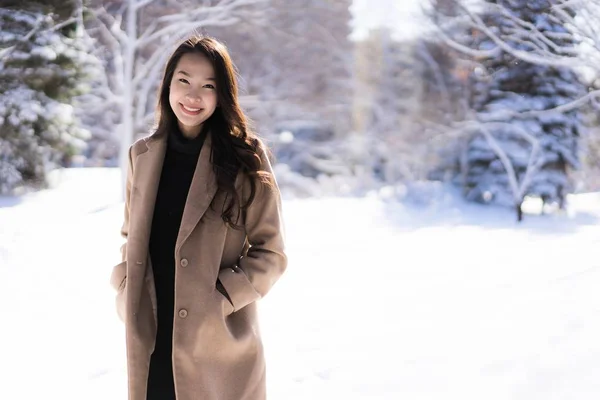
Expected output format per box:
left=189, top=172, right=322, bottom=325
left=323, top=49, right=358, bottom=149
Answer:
left=119, top=0, right=137, bottom=200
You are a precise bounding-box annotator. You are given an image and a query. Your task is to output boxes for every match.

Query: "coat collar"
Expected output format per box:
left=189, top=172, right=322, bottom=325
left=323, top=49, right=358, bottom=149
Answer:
left=132, top=130, right=218, bottom=255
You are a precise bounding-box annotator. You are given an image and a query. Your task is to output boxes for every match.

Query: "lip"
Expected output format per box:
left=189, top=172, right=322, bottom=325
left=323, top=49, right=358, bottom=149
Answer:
left=179, top=103, right=203, bottom=116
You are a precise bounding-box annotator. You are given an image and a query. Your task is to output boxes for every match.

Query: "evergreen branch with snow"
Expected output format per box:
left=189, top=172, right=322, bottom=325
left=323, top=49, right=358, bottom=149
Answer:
left=426, top=0, right=589, bottom=218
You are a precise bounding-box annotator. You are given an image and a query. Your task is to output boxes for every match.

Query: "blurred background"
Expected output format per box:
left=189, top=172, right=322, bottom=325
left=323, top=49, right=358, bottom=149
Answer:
left=2, top=0, right=600, bottom=216
left=1, top=1, right=600, bottom=399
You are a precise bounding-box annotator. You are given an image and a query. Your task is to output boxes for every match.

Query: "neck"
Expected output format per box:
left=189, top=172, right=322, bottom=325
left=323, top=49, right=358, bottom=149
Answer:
left=168, top=125, right=207, bottom=156
left=179, top=122, right=204, bottom=139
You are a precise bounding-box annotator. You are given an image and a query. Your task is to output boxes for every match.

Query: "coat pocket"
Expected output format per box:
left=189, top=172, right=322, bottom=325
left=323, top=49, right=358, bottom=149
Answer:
left=110, top=261, right=127, bottom=292
left=110, top=261, right=127, bottom=322
left=215, top=281, right=235, bottom=317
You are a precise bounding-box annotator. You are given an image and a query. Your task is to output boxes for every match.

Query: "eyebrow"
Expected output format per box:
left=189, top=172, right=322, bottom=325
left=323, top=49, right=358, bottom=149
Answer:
left=176, top=70, right=215, bottom=81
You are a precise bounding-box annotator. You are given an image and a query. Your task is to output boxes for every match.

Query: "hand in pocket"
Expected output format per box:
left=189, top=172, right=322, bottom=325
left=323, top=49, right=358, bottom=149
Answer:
left=216, top=279, right=234, bottom=316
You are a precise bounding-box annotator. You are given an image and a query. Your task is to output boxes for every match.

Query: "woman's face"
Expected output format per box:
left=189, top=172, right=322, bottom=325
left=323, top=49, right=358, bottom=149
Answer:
left=169, top=53, right=218, bottom=138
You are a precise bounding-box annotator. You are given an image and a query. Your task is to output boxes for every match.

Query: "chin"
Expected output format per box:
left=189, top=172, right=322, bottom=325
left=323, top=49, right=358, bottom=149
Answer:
left=177, top=114, right=203, bottom=125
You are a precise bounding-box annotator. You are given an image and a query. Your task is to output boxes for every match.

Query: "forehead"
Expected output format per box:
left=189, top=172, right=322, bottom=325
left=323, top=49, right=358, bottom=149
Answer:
left=175, top=53, right=215, bottom=77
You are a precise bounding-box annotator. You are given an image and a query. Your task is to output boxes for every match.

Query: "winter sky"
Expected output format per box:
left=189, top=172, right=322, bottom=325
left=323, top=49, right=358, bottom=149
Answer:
left=350, top=0, right=427, bottom=40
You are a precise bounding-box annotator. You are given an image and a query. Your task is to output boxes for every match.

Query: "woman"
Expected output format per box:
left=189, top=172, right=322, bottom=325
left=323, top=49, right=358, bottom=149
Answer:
left=109, top=36, right=287, bottom=400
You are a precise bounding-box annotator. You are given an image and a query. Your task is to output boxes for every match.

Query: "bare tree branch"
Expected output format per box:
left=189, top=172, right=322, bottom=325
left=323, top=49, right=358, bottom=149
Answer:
left=53, top=17, right=79, bottom=31
left=433, top=0, right=600, bottom=72
left=135, top=49, right=170, bottom=126
left=416, top=41, right=454, bottom=116
left=136, top=0, right=263, bottom=48
left=133, top=0, right=156, bottom=11
left=434, top=23, right=503, bottom=58
left=446, top=117, right=543, bottom=203
left=0, top=12, right=45, bottom=62
left=477, top=89, right=600, bottom=121
left=81, top=0, right=268, bottom=198
left=93, top=6, right=128, bottom=45
left=462, top=4, right=577, bottom=67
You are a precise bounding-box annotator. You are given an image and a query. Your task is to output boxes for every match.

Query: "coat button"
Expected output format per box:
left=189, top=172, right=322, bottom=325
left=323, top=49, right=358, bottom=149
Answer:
left=180, top=258, right=188, bottom=267
left=178, top=309, right=188, bottom=318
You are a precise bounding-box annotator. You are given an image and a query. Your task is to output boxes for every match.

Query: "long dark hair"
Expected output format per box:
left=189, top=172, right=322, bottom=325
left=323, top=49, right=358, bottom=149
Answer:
left=154, top=35, right=273, bottom=227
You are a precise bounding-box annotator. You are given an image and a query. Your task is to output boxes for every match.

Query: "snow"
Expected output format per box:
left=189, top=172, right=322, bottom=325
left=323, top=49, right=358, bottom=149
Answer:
left=0, top=4, right=97, bottom=194
left=1, top=168, right=600, bottom=399
left=30, top=46, right=58, bottom=61
left=350, top=0, right=426, bottom=41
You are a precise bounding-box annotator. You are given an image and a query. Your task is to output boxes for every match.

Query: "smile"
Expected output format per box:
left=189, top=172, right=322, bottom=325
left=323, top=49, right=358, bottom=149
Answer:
left=180, top=104, right=203, bottom=115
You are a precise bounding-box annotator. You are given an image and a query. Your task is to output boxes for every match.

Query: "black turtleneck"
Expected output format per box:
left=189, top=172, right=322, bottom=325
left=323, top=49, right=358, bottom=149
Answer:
left=146, top=127, right=207, bottom=400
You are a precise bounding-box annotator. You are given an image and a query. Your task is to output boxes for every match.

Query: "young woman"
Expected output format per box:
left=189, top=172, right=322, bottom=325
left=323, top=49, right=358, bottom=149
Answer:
left=109, top=36, right=287, bottom=400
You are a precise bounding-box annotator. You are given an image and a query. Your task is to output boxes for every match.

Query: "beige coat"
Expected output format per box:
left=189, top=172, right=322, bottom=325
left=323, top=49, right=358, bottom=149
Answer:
left=109, top=131, right=287, bottom=400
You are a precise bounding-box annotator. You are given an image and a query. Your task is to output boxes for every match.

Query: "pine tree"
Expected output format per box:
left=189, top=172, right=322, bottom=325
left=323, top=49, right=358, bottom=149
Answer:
left=0, top=1, right=94, bottom=193
left=464, top=0, right=586, bottom=218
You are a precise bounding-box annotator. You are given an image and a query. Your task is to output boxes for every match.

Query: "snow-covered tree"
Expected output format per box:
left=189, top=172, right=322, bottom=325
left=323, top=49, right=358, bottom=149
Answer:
left=430, top=0, right=592, bottom=220
left=468, top=1, right=586, bottom=219
left=200, top=0, right=355, bottom=188
left=353, top=26, right=469, bottom=185
left=571, top=2, right=600, bottom=191
left=0, top=2, right=95, bottom=193
left=264, top=0, right=353, bottom=136
left=208, top=0, right=353, bottom=137
left=81, top=0, right=267, bottom=195
left=358, top=29, right=426, bottom=182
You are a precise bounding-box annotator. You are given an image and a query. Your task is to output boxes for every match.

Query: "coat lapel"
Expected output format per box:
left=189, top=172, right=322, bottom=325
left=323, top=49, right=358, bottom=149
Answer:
left=175, top=132, right=218, bottom=253
left=130, top=130, right=218, bottom=259
left=130, top=132, right=167, bottom=259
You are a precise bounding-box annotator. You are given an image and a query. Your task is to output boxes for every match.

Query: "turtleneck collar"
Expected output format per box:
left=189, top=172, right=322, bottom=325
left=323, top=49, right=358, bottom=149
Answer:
left=167, top=125, right=208, bottom=156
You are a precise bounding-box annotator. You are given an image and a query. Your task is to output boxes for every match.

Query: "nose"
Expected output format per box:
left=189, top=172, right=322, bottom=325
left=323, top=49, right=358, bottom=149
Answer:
left=185, top=90, right=203, bottom=105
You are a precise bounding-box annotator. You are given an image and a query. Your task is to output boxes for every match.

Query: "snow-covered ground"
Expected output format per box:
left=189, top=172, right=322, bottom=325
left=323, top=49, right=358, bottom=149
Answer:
left=1, top=168, right=599, bottom=399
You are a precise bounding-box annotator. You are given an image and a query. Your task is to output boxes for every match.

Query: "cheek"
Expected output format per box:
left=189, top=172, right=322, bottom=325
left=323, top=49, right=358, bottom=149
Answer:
left=168, top=84, right=178, bottom=99
left=168, top=87, right=180, bottom=109
left=207, top=92, right=218, bottom=107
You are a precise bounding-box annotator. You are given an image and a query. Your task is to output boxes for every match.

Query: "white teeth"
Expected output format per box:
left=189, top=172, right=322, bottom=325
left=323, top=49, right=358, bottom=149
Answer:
left=182, top=105, right=201, bottom=112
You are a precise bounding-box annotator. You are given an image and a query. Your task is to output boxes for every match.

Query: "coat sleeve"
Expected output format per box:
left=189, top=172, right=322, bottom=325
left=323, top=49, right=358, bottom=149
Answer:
left=218, top=143, right=287, bottom=312
left=110, top=145, right=133, bottom=292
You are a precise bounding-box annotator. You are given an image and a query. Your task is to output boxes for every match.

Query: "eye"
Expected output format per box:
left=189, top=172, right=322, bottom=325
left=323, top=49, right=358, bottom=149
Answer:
left=204, top=84, right=216, bottom=89
left=178, top=78, right=189, bottom=84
